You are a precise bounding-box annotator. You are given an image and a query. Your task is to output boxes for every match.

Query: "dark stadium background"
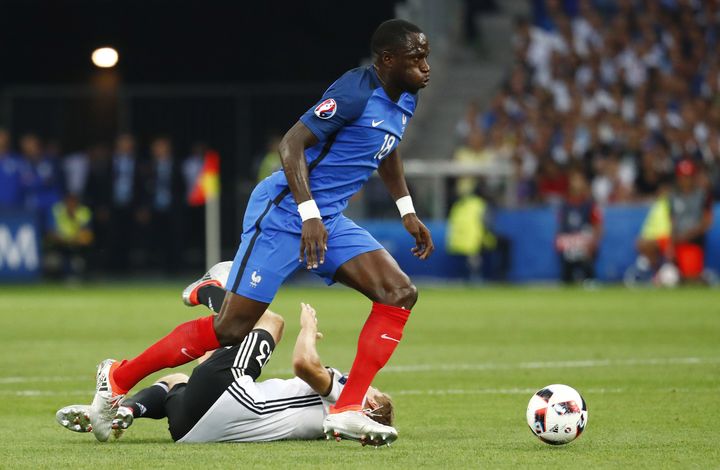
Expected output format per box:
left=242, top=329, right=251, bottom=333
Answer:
left=0, top=0, right=401, bottom=253
left=2, top=0, right=719, bottom=284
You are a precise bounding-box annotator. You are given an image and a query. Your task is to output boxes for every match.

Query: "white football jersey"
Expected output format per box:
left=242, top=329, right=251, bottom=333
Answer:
left=177, top=368, right=346, bottom=443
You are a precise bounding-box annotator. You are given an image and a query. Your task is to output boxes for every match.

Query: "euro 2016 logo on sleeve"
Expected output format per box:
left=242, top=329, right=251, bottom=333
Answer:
left=314, top=98, right=337, bottom=119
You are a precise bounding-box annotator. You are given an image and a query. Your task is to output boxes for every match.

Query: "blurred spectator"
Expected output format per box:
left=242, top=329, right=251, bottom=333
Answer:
left=446, top=190, right=510, bottom=281
left=591, top=153, right=633, bottom=204
left=63, top=149, right=90, bottom=197
left=537, top=158, right=568, bottom=204
left=634, top=147, right=672, bottom=200
left=182, top=143, right=206, bottom=200
left=83, top=143, right=113, bottom=271
left=453, top=129, right=496, bottom=197
left=635, top=160, right=713, bottom=282
left=109, top=133, right=143, bottom=271
left=84, top=143, right=113, bottom=208
left=255, top=134, right=282, bottom=183
left=21, top=133, right=63, bottom=230
left=555, top=168, right=602, bottom=283
left=44, top=193, right=93, bottom=280
left=182, top=142, right=208, bottom=265
left=511, top=155, right=537, bottom=204
left=144, top=136, right=185, bottom=272
left=455, top=101, right=483, bottom=142
left=0, top=128, right=29, bottom=209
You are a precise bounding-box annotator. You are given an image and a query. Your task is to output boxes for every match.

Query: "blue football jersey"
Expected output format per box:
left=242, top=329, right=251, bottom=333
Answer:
left=262, top=65, right=418, bottom=216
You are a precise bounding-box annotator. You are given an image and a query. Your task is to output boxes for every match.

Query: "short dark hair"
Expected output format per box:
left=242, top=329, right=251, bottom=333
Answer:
left=371, top=19, right=423, bottom=57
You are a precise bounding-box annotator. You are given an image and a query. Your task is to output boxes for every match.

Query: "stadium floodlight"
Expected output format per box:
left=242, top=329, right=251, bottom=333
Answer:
left=91, top=47, right=119, bottom=68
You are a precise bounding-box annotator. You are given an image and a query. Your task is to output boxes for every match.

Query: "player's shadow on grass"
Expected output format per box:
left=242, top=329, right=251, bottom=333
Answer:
left=491, top=441, right=577, bottom=452
left=100, top=439, right=368, bottom=448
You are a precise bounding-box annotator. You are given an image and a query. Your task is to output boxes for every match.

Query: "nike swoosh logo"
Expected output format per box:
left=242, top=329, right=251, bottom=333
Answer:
left=372, top=119, right=384, bottom=127
left=380, top=333, right=400, bottom=343
left=180, top=348, right=197, bottom=360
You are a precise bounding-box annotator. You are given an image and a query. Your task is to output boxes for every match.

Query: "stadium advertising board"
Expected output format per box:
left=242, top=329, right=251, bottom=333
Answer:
left=0, top=212, right=40, bottom=281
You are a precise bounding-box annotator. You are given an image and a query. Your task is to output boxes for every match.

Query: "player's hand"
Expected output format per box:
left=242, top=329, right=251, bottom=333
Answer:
left=300, top=302, right=323, bottom=340
left=402, top=213, right=434, bottom=260
left=299, top=218, right=328, bottom=270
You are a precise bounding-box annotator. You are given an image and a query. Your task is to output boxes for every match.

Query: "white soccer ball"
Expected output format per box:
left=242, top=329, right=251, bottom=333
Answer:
left=526, top=384, right=588, bottom=445
left=655, top=262, right=680, bottom=287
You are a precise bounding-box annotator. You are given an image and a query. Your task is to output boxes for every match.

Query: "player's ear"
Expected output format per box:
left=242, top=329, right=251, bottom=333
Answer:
left=380, top=50, right=395, bottom=68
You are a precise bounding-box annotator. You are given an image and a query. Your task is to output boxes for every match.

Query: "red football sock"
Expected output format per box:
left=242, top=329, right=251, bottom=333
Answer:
left=333, top=302, right=410, bottom=411
left=112, top=315, right=220, bottom=394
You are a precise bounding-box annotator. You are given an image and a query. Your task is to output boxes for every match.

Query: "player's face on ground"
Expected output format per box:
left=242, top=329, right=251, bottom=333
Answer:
left=364, top=386, right=394, bottom=426
left=364, top=386, right=383, bottom=409
left=390, top=32, right=430, bottom=93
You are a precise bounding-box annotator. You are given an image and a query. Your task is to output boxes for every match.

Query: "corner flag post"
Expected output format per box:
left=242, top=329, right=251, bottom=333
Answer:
left=205, top=182, right=221, bottom=269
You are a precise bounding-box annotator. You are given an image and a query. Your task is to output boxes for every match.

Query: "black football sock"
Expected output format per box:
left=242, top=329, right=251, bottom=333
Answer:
left=122, top=382, right=170, bottom=419
left=197, top=285, right=226, bottom=314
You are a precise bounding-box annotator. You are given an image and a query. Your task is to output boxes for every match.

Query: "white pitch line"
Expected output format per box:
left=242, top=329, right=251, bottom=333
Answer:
left=0, top=376, right=87, bottom=385
left=5, top=387, right=719, bottom=398
left=1, top=356, right=718, bottom=386
left=391, top=387, right=720, bottom=396
left=383, top=356, right=720, bottom=373
left=0, top=390, right=92, bottom=397
left=391, top=387, right=626, bottom=396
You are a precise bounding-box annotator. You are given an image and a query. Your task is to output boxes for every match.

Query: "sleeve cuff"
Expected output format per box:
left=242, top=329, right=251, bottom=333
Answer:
left=299, top=115, right=326, bottom=142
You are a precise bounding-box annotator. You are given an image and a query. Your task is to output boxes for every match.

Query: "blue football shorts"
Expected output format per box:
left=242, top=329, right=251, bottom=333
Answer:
left=225, top=184, right=383, bottom=303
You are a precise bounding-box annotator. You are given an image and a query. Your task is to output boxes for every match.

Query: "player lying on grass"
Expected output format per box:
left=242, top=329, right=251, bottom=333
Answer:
left=57, top=303, right=395, bottom=445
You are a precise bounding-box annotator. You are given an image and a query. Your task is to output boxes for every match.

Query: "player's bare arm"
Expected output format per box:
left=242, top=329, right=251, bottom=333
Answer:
left=278, top=122, right=327, bottom=270
left=378, top=148, right=434, bottom=260
left=292, top=303, right=333, bottom=396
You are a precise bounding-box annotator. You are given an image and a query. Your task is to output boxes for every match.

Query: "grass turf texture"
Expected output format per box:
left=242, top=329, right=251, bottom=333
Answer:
left=0, top=284, right=718, bottom=469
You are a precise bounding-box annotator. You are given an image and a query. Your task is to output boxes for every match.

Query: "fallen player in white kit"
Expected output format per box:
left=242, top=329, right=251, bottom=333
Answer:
left=56, top=302, right=395, bottom=445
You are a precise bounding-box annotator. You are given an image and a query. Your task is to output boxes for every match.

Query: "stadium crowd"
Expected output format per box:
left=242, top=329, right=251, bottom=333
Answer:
left=0, top=128, right=207, bottom=277
left=447, top=0, right=718, bottom=284
left=455, top=0, right=720, bottom=206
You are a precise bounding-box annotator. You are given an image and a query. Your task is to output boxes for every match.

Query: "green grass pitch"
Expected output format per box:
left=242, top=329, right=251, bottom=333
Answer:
left=1, top=284, right=718, bottom=468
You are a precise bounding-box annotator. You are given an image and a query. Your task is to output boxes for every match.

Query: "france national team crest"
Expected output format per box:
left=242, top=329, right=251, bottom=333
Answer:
left=250, top=271, right=262, bottom=288
left=314, top=98, right=337, bottom=119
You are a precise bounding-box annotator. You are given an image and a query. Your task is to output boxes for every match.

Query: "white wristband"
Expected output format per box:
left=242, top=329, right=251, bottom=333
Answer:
left=396, top=195, right=415, bottom=218
left=298, top=199, right=321, bottom=221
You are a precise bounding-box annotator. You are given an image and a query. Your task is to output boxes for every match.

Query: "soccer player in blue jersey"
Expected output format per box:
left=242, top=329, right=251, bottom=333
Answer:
left=89, top=19, right=433, bottom=446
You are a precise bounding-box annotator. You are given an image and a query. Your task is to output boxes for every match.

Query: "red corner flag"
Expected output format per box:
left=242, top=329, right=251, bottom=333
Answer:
left=188, top=150, right=220, bottom=206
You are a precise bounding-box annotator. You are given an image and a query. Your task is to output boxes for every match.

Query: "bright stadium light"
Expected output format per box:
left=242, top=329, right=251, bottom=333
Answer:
left=91, top=47, right=119, bottom=68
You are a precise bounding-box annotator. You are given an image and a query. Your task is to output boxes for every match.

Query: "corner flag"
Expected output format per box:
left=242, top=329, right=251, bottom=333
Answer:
left=188, top=150, right=220, bottom=206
